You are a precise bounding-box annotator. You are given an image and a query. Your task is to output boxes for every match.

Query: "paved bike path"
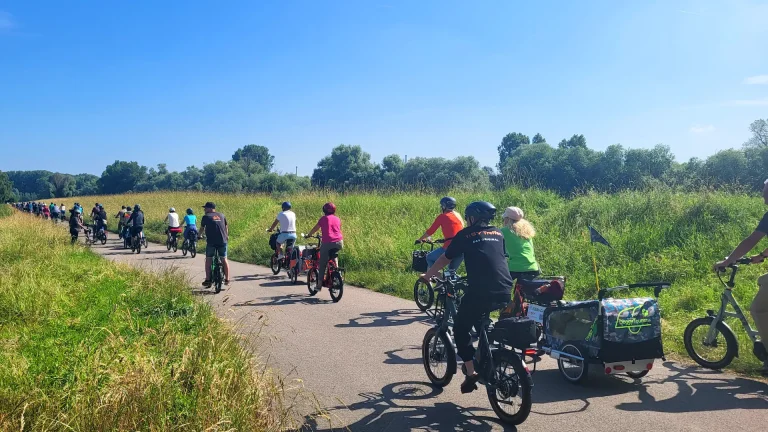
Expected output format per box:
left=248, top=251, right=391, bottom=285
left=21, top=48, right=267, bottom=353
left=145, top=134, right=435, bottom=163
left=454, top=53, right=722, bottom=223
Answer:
left=92, top=237, right=767, bottom=431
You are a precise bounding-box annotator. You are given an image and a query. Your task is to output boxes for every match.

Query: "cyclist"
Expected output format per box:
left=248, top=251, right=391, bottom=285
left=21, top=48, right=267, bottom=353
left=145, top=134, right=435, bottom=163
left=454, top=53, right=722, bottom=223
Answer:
left=417, top=197, right=465, bottom=272
left=121, top=206, right=132, bottom=243
left=267, top=201, right=297, bottom=260
left=165, top=207, right=182, bottom=242
left=51, top=203, right=60, bottom=221
left=116, top=206, right=126, bottom=232
left=420, top=201, right=514, bottom=394
left=90, top=203, right=100, bottom=222
left=501, top=206, right=540, bottom=281
left=69, top=207, right=85, bottom=244
left=714, top=178, right=768, bottom=376
left=41, top=203, right=50, bottom=219
left=305, top=202, right=344, bottom=291
left=182, top=208, right=198, bottom=244
left=95, top=205, right=108, bottom=239
left=127, top=204, right=145, bottom=246
left=59, top=203, right=66, bottom=221
left=200, top=202, right=230, bottom=287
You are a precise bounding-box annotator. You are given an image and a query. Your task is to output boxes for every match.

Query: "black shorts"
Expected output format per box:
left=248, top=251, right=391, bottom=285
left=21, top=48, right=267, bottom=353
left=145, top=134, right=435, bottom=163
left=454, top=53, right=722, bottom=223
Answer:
left=130, top=226, right=144, bottom=236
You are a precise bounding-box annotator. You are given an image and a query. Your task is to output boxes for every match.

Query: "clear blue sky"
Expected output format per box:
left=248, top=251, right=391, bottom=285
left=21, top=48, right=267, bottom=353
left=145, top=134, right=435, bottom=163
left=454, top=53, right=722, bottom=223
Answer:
left=1, top=1, right=766, bottom=176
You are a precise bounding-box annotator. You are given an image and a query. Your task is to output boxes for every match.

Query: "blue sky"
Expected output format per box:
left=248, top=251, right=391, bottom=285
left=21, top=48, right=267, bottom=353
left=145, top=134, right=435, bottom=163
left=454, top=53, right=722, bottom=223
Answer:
left=1, top=1, right=766, bottom=176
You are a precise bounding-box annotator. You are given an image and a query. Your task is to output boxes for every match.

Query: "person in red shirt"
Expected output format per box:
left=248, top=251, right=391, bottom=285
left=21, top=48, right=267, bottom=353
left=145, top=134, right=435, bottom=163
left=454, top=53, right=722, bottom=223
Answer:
left=417, top=197, right=465, bottom=271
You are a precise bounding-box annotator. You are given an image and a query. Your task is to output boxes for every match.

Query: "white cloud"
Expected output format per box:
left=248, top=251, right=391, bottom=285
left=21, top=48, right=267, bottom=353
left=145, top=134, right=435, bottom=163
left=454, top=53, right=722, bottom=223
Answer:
left=744, top=75, right=768, bottom=85
left=690, top=124, right=715, bottom=134
left=726, top=98, right=768, bottom=106
left=0, top=11, right=14, bottom=31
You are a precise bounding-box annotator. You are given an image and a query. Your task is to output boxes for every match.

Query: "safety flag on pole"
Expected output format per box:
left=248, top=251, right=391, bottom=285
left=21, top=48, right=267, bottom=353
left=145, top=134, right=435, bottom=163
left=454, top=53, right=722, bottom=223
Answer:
left=587, top=225, right=611, bottom=295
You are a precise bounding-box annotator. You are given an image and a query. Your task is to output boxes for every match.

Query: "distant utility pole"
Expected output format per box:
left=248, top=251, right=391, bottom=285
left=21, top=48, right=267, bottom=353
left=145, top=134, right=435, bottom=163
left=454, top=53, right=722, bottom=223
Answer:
left=295, top=166, right=298, bottom=176
left=405, top=155, right=408, bottom=164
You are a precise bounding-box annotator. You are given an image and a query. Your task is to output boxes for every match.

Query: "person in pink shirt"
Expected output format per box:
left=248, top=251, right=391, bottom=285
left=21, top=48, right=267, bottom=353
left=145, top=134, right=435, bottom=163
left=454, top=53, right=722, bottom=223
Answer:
left=305, top=202, right=344, bottom=290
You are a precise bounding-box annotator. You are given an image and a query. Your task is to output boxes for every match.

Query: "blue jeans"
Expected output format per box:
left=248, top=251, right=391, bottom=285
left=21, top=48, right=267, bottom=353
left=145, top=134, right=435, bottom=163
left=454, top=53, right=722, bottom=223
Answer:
left=426, top=247, right=463, bottom=271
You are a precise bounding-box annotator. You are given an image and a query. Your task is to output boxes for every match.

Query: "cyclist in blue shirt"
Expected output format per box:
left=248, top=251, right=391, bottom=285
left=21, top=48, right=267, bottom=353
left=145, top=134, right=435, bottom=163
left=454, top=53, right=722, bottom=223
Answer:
left=183, top=208, right=198, bottom=243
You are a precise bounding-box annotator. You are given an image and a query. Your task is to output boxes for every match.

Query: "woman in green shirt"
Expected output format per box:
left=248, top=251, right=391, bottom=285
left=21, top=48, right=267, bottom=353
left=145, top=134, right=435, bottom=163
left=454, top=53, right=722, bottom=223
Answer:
left=501, top=206, right=540, bottom=282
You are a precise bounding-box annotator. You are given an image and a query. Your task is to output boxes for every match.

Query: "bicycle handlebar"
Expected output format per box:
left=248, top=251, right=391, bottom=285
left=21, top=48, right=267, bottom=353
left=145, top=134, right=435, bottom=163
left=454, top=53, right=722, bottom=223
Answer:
left=414, top=239, right=446, bottom=245
left=597, top=282, right=671, bottom=300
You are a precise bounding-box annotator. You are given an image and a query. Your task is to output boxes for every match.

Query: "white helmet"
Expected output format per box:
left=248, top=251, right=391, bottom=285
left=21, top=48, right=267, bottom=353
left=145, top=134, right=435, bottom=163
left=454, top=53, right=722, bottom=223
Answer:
left=169, top=207, right=175, bottom=212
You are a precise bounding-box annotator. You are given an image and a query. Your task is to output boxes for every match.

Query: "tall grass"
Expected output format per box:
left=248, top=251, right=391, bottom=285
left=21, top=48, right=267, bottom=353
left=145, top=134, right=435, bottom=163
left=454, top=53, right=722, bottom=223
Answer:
left=61, top=188, right=767, bottom=374
left=0, top=212, right=295, bottom=431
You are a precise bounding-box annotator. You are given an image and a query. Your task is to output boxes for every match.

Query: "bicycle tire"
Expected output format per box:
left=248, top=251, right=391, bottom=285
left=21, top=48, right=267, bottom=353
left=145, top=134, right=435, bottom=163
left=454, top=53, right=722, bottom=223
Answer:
left=270, top=255, right=281, bottom=275
left=100, top=233, right=106, bottom=245
left=487, top=350, right=533, bottom=426
left=684, top=316, right=738, bottom=370
left=289, top=265, right=299, bottom=284
left=329, top=271, right=344, bottom=302
left=181, top=241, right=188, bottom=256
left=172, top=240, right=177, bottom=253
left=214, top=264, right=223, bottom=294
left=136, top=240, right=142, bottom=254
left=414, top=279, right=434, bottom=312
left=557, top=343, right=589, bottom=384
left=307, top=269, right=319, bottom=296
left=190, top=244, right=197, bottom=258
left=626, top=370, right=649, bottom=379
left=166, top=239, right=171, bottom=251
left=421, top=327, right=456, bottom=387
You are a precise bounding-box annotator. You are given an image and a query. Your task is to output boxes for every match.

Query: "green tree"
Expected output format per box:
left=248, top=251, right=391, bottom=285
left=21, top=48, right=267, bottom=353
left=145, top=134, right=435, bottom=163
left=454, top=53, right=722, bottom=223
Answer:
left=311, top=145, right=377, bottom=188
left=232, top=145, right=274, bottom=173
left=532, top=133, right=546, bottom=144
left=498, top=132, right=530, bottom=168
left=99, top=161, right=148, bottom=194
left=49, top=173, right=76, bottom=197
left=0, top=171, right=15, bottom=202
left=558, top=134, right=587, bottom=149
left=744, top=119, right=768, bottom=149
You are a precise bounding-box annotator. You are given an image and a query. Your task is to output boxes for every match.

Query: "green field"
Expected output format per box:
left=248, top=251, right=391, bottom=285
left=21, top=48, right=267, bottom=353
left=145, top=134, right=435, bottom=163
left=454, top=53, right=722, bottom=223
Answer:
left=0, top=211, right=293, bottom=431
left=54, top=189, right=768, bottom=374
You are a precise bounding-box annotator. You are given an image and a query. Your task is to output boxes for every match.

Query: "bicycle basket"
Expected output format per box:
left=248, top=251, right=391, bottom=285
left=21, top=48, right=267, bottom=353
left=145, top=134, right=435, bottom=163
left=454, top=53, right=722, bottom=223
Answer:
left=491, top=317, right=538, bottom=348
left=302, top=247, right=318, bottom=260
left=269, top=233, right=278, bottom=251
left=412, top=250, right=428, bottom=272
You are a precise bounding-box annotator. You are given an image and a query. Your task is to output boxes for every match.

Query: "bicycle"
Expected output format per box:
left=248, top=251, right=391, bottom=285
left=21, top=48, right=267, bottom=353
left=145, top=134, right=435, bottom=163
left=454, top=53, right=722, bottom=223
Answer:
left=131, top=230, right=146, bottom=254
left=303, top=234, right=344, bottom=302
left=95, top=225, right=107, bottom=245
left=421, top=274, right=533, bottom=425
left=210, top=246, right=224, bottom=294
left=412, top=239, right=448, bottom=311
left=82, top=227, right=94, bottom=247
left=166, top=228, right=182, bottom=253
left=181, top=230, right=198, bottom=258
left=268, top=229, right=296, bottom=278
left=684, top=257, right=767, bottom=370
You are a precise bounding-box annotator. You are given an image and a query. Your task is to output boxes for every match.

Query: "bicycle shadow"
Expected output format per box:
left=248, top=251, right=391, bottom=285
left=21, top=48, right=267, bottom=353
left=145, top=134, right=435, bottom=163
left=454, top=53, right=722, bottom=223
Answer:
left=383, top=345, right=425, bottom=365
left=233, top=293, right=330, bottom=307
left=614, top=362, right=767, bottom=413
left=336, top=309, right=432, bottom=329
left=298, top=381, right=515, bottom=432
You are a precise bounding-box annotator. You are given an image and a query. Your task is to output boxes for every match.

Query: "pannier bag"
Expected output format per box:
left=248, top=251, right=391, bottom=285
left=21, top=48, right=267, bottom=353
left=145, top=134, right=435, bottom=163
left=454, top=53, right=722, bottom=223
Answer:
left=519, top=277, right=565, bottom=302
left=412, top=250, right=429, bottom=272
left=491, top=317, right=538, bottom=348
left=600, top=297, right=664, bottom=362
left=269, top=233, right=278, bottom=251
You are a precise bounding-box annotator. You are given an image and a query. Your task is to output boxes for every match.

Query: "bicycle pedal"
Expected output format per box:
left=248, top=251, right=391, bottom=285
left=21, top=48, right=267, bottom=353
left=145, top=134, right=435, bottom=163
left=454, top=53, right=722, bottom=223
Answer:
left=528, top=355, right=542, bottom=364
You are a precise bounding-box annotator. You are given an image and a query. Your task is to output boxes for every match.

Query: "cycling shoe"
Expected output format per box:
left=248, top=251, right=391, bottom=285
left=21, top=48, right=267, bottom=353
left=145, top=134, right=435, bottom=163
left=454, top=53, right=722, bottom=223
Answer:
left=460, top=374, right=480, bottom=394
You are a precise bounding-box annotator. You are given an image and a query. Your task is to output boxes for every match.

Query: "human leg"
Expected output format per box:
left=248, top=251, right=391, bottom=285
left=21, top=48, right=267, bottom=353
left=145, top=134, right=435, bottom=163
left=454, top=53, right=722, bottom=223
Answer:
left=426, top=247, right=445, bottom=270
left=752, top=274, right=768, bottom=373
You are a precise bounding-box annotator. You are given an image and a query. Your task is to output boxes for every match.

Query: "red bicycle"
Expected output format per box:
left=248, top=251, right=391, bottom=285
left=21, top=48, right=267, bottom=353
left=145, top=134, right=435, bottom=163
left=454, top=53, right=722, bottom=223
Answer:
left=302, top=234, right=344, bottom=302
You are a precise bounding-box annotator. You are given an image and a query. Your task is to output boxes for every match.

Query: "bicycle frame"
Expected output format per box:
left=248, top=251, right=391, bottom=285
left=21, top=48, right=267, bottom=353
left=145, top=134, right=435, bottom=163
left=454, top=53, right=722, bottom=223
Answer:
left=707, top=266, right=760, bottom=344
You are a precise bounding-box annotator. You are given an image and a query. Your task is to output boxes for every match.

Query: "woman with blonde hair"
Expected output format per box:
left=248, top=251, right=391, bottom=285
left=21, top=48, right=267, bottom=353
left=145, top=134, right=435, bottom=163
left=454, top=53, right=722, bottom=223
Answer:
left=501, top=206, right=540, bottom=282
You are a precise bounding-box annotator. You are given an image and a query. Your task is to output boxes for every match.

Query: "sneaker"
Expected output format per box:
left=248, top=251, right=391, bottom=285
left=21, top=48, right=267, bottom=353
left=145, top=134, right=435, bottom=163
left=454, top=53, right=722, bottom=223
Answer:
left=224, top=279, right=230, bottom=286
left=202, top=280, right=212, bottom=288
left=277, top=254, right=285, bottom=260
left=460, top=374, right=480, bottom=394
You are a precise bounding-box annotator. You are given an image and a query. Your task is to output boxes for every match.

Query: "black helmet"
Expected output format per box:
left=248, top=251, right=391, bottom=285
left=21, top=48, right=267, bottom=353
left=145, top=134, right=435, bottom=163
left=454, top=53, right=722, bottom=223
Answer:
left=282, top=201, right=292, bottom=211
left=134, top=204, right=141, bottom=211
left=464, top=201, right=496, bottom=225
left=440, top=196, right=457, bottom=210
left=186, top=208, right=193, bottom=215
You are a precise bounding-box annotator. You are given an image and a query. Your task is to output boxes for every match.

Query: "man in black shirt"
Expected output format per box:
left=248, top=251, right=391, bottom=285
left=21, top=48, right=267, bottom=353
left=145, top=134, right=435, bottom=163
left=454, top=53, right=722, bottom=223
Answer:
left=422, top=201, right=514, bottom=393
left=69, top=207, right=84, bottom=245
left=714, top=179, right=768, bottom=376
left=200, top=202, right=230, bottom=287
left=95, top=205, right=108, bottom=238
left=127, top=204, right=145, bottom=242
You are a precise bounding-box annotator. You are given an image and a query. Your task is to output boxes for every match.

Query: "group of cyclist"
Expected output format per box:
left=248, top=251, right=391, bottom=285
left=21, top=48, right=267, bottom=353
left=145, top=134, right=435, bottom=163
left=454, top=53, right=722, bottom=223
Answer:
left=267, top=201, right=344, bottom=291
left=15, top=201, right=68, bottom=221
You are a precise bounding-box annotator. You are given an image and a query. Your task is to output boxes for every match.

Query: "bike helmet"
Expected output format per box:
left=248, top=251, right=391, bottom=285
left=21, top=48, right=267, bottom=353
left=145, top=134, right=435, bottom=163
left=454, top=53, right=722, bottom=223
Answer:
left=186, top=208, right=193, bottom=215
left=322, top=202, right=336, bottom=215
left=134, top=204, right=141, bottom=211
left=440, top=196, right=457, bottom=210
left=464, top=201, right=496, bottom=225
left=74, top=208, right=81, bottom=214
left=169, top=207, right=175, bottom=212
left=282, top=201, right=292, bottom=211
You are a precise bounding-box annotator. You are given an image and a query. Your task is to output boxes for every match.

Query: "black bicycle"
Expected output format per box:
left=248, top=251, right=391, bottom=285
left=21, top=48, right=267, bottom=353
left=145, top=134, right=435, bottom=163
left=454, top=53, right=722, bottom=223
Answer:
left=412, top=239, right=448, bottom=311
left=131, top=230, right=145, bottom=254
left=211, top=247, right=224, bottom=294
left=95, top=226, right=107, bottom=245
left=421, top=275, right=533, bottom=426
left=685, top=257, right=767, bottom=370
left=181, top=231, right=197, bottom=258
left=166, top=230, right=180, bottom=253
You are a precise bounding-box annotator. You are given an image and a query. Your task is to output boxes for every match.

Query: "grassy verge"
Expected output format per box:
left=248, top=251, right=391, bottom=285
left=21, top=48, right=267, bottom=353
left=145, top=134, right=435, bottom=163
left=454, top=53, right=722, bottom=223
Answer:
left=0, top=205, right=11, bottom=218
left=0, top=212, right=294, bottom=431
left=60, top=189, right=767, bottom=375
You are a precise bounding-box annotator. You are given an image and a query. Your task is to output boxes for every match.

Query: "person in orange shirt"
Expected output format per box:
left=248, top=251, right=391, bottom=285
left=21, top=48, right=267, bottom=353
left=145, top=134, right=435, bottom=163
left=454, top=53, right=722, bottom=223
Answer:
left=417, top=197, right=465, bottom=271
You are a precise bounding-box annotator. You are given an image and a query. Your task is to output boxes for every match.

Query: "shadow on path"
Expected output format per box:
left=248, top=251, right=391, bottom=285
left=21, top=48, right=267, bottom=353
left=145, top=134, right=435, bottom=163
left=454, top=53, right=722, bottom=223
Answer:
left=233, top=294, right=331, bottom=307
left=298, top=381, right=514, bottom=432
left=336, top=309, right=432, bottom=329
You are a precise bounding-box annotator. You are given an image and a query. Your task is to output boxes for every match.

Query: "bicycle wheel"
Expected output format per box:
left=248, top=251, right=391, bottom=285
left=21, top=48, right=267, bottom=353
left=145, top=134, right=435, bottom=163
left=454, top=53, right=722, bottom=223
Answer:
left=421, top=327, right=456, bottom=387
left=172, top=239, right=177, bottom=253
left=487, top=350, right=532, bottom=426
left=307, top=269, right=319, bottom=296
left=557, top=344, right=588, bottom=384
left=329, top=271, right=344, bottom=303
left=142, top=237, right=148, bottom=248
left=214, top=265, right=223, bottom=294
left=181, top=241, right=188, bottom=256
left=136, top=239, right=142, bottom=254
left=166, top=238, right=171, bottom=250
left=270, top=255, right=281, bottom=275
left=626, top=370, right=649, bottom=379
left=190, top=243, right=197, bottom=258
left=413, top=279, right=434, bottom=312
left=131, top=237, right=136, bottom=253
left=100, top=233, right=106, bottom=245
left=289, top=265, right=299, bottom=284
left=684, top=316, right=738, bottom=370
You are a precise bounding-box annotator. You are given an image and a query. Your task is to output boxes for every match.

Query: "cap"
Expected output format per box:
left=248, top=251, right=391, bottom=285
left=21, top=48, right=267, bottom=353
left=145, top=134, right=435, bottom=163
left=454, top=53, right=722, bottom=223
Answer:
left=502, top=206, right=524, bottom=221
left=203, top=202, right=216, bottom=209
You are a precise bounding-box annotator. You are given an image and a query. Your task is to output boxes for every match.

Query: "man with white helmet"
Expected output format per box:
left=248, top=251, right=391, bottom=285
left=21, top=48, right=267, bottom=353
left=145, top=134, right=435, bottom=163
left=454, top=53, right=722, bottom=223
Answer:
left=165, top=207, right=182, bottom=244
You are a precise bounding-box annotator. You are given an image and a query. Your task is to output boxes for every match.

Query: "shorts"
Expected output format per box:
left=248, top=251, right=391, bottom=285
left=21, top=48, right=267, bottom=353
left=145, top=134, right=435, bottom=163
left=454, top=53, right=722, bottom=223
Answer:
left=130, top=226, right=144, bottom=236
left=277, top=232, right=297, bottom=244
left=205, top=243, right=228, bottom=258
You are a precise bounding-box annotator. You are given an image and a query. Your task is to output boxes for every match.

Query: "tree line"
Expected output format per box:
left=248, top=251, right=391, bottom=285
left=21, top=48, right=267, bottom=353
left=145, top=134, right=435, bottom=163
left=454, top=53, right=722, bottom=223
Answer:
left=1, top=118, right=765, bottom=202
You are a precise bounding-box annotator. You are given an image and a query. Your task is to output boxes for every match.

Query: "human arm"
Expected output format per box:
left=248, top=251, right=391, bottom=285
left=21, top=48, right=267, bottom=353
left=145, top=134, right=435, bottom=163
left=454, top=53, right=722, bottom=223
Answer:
left=418, top=216, right=442, bottom=242
left=268, top=218, right=279, bottom=232
left=306, top=222, right=321, bottom=238
left=714, top=231, right=767, bottom=270
left=421, top=254, right=451, bottom=281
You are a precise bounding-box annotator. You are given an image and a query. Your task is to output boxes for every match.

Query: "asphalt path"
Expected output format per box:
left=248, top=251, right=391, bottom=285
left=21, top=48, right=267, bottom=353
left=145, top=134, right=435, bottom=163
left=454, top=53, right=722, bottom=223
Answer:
left=90, top=235, right=767, bottom=431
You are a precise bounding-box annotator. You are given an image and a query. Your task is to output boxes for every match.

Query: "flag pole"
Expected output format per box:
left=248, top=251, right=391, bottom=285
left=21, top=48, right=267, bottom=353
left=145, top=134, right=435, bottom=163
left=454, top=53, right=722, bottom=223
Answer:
left=591, top=243, right=600, bottom=295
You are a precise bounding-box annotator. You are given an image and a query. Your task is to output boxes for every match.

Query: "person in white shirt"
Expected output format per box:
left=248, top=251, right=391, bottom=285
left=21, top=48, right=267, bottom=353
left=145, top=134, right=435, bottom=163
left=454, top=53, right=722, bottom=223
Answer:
left=165, top=207, right=182, bottom=242
left=268, top=201, right=297, bottom=259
